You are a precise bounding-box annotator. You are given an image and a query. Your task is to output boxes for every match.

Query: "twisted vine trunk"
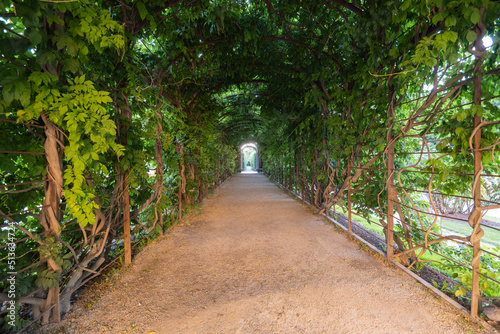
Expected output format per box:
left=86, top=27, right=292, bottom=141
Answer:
left=38, top=110, right=64, bottom=324
left=469, top=10, right=487, bottom=317
left=30, top=9, right=67, bottom=322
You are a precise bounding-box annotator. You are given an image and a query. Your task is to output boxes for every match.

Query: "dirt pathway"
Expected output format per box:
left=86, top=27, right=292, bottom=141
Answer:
left=58, top=174, right=488, bottom=334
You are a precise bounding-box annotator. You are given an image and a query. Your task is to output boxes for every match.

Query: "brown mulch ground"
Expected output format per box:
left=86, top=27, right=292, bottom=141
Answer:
left=45, top=174, right=494, bottom=334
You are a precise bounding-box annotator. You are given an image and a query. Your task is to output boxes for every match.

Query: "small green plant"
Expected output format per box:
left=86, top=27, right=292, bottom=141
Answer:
left=452, top=266, right=500, bottom=298
left=2, top=304, right=30, bottom=331
left=432, top=280, right=453, bottom=294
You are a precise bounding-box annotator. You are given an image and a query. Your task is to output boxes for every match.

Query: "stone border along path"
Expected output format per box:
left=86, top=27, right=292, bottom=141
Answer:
left=53, top=174, right=492, bottom=334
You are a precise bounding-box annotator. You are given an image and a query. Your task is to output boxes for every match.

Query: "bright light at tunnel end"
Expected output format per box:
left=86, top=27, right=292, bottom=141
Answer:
left=240, top=142, right=258, bottom=150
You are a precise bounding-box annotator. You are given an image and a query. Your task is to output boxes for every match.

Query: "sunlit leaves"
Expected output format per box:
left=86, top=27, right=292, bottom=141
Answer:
left=15, top=73, right=124, bottom=227
left=466, top=30, right=477, bottom=43
left=55, top=76, right=123, bottom=227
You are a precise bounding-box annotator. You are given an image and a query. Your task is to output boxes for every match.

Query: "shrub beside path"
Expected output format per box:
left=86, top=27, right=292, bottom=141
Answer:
left=55, top=174, right=491, bottom=333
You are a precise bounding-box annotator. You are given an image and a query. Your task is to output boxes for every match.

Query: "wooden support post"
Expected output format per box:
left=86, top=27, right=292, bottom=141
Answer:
left=178, top=186, right=183, bottom=221
left=471, top=112, right=482, bottom=318
left=123, top=170, right=131, bottom=266
left=159, top=211, right=163, bottom=236
left=238, top=150, right=242, bottom=173
left=293, top=149, right=299, bottom=197
left=386, top=99, right=396, bottom=260
left=470, top=18, right=486, bottom=318
left=52, top=286, right=60, bottom=323
left=280, top=156, right=283, bottom=185
left=347, top=155, right=352, bottom=234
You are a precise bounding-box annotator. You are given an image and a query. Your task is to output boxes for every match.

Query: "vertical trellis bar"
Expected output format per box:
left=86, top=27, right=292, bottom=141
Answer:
left=347, top=155, right=352, bottom=233
left=283, top=154, right=286, bottom=187
left=470, top=21, right=486, bottom=317
left=471, top=111, right=482, bottom=318
left=53, top=286, right=60, bottom=323
left=238, top=150, right=242, bottom=173
left=386, top=97, right=395, bottom=260
left=123, top=170, right=131, bottom=266
left=294, top=149, right=297, bottom=193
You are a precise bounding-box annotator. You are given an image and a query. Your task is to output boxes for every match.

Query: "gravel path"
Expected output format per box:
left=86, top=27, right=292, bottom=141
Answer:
left=56, top=174, right=489, bottom=334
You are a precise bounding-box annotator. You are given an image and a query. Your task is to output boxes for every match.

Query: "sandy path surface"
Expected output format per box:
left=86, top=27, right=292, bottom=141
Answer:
left=58, top=174, right=488, bottom=334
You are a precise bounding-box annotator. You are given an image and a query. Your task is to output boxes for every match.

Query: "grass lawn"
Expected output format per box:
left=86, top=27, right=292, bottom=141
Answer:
left=331, top=205, right=500, bottom=249
left=484, top=214, right=500, bottom=224
left=329, top=206, right=500, bottom=297
left=439, top=218, right=500, bottom=248
left=331, top=205, right=386, bottom=237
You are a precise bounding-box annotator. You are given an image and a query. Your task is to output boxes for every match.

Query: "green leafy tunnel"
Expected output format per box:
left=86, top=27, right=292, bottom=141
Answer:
left=1, top=0, right=499, bottom=329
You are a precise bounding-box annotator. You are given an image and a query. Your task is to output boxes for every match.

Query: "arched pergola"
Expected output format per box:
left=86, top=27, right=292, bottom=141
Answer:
left=3, top=0, right=499, bottom=327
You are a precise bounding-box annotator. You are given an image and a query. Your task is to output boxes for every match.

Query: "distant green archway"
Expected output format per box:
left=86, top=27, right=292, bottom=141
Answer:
left=240, top=143, right=261, bottom=173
